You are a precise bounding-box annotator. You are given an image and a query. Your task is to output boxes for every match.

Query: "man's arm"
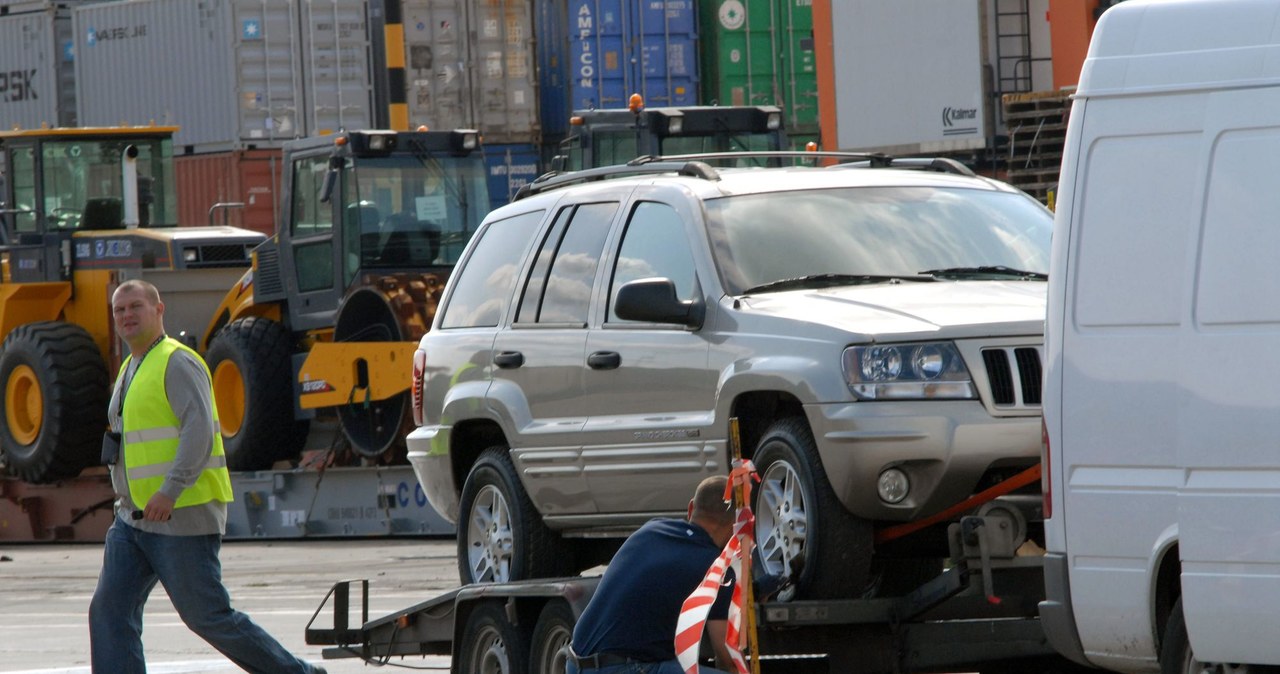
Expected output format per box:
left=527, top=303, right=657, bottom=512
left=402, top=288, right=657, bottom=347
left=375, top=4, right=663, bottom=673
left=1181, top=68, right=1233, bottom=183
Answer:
left=142, top=352, right=216, bottom=521
left=706, top=619, right=733, bottom=671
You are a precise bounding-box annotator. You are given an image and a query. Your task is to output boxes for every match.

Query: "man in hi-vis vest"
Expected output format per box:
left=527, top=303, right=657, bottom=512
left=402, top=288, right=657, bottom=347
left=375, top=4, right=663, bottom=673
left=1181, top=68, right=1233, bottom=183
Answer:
left=88, top=279, right=325, bottom=674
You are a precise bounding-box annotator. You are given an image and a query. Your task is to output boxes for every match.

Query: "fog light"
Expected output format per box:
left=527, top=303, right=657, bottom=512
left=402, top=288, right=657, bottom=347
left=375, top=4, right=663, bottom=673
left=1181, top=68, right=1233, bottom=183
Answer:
left=877, top=468, right=910, bottom=504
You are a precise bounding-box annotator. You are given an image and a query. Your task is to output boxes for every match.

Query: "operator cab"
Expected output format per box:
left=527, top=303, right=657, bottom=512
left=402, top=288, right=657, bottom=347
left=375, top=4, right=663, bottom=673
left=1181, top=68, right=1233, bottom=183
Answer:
left=557, top=95, right=788, bottom=170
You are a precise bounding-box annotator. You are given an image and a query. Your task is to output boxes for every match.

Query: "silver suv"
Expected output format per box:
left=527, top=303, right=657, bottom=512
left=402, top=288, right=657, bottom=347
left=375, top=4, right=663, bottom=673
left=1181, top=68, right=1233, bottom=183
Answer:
left=408, top=156, right=1052, bottom=599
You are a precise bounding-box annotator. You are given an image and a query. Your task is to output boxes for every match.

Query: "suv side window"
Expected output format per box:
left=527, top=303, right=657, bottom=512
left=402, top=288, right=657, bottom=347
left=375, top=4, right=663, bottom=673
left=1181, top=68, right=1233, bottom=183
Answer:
left=440, top=209, right=544, bottom=329
left=519, top=202, right=618, bottom=325
left=608, top=201, right=697, bottom=322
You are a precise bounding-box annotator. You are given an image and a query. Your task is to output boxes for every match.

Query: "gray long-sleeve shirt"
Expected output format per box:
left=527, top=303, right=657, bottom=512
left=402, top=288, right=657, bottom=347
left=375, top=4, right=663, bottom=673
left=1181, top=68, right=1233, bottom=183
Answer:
left=108, top=345, right=228, bottom=536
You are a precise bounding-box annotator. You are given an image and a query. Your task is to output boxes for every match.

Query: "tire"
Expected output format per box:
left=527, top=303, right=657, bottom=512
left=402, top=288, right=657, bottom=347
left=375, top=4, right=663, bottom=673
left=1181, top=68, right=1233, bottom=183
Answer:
left=205, top=317, right=308, bottom=471
left=752, top=417, right=873, bottom=599
left=457, top=447, right=569, bottom=584
left=0, top=322, right=109, bottom=483
left=529, top=600, right=575, bottom=674
left=458, top=602, right=528, bottom=674
left=1157, top=597, right=1270, bottom=674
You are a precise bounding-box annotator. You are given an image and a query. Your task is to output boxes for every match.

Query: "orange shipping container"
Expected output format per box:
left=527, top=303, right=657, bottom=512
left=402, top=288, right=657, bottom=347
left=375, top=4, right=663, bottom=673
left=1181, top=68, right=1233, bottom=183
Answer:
left=175, top=150, right=283, bottom=236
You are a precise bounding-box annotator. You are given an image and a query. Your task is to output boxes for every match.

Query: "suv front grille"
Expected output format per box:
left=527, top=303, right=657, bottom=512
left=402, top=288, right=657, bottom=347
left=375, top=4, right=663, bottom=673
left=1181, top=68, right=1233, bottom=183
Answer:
left=981, top=346, right=1042, bottom=408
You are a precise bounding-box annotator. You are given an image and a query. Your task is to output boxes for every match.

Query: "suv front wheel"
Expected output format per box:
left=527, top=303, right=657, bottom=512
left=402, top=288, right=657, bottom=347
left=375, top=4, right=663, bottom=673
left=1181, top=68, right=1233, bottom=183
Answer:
left=458, top=447, right=570, bottom=584
left=753, top=417, right=873, bottom=599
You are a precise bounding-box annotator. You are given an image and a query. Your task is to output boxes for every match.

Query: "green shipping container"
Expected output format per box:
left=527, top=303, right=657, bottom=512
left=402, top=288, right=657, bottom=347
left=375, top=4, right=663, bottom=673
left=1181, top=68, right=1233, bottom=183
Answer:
left=699, top=0, right=819, bottom=137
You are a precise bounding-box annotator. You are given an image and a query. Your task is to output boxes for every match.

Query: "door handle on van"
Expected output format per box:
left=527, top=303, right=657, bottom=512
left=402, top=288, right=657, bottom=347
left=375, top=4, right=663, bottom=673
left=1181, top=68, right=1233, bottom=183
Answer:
left=587, top=351, right=621, bottom=370
left=493, top=351, right=524, bottom=369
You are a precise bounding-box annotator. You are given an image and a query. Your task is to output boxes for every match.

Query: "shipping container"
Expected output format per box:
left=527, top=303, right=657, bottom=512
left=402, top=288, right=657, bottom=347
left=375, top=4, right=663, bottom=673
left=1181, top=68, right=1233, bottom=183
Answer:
left=0, top=5, right=76, bottom=129
left=539, top=0, right=699, bottom=141
left=482, top=142, right=540, bottom=211
left=814, top=0, right=988, bottom=154
left=697, top=0, right=817, bottom=137
left=174, top=149, right=282, bottom=236
left=400, top=0, right=539, bottom=144
left=72, top=0, right=373, bottom=153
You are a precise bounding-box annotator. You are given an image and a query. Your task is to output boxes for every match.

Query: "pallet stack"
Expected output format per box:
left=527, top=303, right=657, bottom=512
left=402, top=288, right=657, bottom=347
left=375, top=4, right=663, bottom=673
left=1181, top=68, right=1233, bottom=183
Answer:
left=1002, top=89, right=1074, bottom=207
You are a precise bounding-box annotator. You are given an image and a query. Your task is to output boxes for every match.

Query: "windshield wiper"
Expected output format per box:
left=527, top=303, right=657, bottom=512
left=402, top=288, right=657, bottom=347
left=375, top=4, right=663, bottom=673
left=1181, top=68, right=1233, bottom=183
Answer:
left=743, top=273, right=935, bottom=294
left=918, top=265, right=1047, bottom=280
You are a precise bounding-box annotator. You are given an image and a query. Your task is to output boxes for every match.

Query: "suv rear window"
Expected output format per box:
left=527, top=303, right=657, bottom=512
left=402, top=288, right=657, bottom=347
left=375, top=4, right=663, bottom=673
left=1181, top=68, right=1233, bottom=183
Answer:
left=440, top=210, right=544, bottom=329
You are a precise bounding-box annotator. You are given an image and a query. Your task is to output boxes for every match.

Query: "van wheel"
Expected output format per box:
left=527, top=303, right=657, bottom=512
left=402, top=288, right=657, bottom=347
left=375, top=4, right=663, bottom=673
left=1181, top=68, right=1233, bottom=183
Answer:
left=458, top=447, right=569, bottom=584
left=0, top=322, right=108, bottom=483
left=752, top=417, right=872, bottom=599
left=458, top=602, right=527, bottom=674
left=206, top=317, right=308, bottom=470
left=529, top=600, right=574, bottom=674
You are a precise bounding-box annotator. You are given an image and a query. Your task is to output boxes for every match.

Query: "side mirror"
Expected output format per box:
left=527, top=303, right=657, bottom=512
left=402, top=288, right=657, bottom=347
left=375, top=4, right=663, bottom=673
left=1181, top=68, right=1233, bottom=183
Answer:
left=614, top=278, right=703, bottom=328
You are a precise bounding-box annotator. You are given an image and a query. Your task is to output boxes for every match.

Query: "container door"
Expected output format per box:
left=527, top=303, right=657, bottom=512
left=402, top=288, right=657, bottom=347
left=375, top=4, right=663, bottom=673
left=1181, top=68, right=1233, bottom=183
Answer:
left=0, top=10, right=72, bottom=128
left=232, top=0, right=303, bottom=145
left=482, top=143, right=541, bottom=211
left=632, top=0, right=697, bottom=107
left=402, top=0, right=469, bottom=132
left=299, top=0, right=374, bottom=137
left=777, top=0, right=818, bottom=138
left=469, top=0, right=538, bottom=144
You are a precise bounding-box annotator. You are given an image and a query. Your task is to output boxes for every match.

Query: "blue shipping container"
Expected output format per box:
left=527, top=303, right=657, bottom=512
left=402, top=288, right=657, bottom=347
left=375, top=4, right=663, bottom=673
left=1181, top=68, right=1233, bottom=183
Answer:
left=539, top=0, right=699, bottom=139
left=483, top=143, right=543, bottom=210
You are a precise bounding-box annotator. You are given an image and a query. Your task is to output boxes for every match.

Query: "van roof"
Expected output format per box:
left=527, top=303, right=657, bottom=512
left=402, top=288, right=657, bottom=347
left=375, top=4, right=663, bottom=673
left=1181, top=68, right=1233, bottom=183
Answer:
left=1081, top=0, right=1280, bottom=98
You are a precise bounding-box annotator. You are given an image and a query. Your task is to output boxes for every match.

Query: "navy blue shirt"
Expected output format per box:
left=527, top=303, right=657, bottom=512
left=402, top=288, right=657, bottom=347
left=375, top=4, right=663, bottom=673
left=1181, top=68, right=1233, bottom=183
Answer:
left=572, top=518, right=734, bottom=662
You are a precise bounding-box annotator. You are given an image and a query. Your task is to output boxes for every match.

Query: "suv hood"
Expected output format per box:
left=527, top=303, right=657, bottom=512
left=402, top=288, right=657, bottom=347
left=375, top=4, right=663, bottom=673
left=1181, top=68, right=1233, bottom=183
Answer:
left=739, top=281, right=1046, bottom=340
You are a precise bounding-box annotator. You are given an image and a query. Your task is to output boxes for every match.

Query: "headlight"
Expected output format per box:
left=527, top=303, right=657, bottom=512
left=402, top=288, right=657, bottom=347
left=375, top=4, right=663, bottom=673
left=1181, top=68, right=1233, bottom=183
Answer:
left=842, top=341, right=975, bottom=400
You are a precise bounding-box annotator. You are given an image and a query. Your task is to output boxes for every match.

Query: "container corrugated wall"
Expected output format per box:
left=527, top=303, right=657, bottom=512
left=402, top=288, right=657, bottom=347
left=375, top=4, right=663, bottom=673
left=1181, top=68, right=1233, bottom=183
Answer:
left=73, top=0, right=372, bottom=152
left=0, top=7, right=77, bottom=128
left=540, top=0, right=701, bottom=140
left=535, top=0, right=570, bottom=139
left=175, top=150, right=282, bottom=236
left=482, top=142, right=540, bottom=211
left=698, top=0, right=818, bottom=142
left=401, top=0, right=538, bottom=144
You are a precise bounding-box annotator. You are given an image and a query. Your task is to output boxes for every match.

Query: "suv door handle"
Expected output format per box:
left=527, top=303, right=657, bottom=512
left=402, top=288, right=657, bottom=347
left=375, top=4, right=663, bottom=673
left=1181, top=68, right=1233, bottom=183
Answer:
left=493, top=351, right=525, bottom=369
left=587, top=351, right=621, bottom=370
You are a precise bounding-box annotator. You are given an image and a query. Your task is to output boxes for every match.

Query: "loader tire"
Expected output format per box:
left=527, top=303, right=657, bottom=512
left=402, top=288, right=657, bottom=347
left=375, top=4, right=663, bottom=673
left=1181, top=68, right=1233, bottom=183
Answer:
left=0, top=322, right=109, bottom=483
left=206, top=317, right=308, bottom=471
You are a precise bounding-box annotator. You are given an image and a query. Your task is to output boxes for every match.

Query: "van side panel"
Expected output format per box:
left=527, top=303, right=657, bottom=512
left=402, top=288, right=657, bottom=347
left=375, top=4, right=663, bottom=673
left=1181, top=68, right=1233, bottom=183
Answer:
left=1178, top=85, right=1280, bottom=666
left=1059, top=92, right=1208, bottom=672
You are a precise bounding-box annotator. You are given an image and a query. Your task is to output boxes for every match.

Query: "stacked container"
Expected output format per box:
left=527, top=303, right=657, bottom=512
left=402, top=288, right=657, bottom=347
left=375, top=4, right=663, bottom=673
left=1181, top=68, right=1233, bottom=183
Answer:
left=482, top=143, right=541, bottom=211
left=73, top=0, right=374, bottom=153
left=400, top=0, right=538, bottom=145
left=0, top=1, right=79, bottom=129
left=174, top=150, right=282, bottom=237
left=538, top=0, right=700, bottom=144
left=698, top=0, right=818, bottom=149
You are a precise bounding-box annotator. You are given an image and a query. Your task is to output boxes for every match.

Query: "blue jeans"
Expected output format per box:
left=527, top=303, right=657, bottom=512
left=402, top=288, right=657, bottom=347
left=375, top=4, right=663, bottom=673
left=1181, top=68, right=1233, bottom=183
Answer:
left=88, top=514, right=318, bottom=674
left=567, top=659, right=729, bottom=674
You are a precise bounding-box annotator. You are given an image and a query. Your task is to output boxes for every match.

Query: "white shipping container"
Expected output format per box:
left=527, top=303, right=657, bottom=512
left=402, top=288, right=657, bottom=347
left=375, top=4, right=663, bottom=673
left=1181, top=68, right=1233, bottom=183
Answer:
left=824, top=0, right=988, bottom=154
left=72, top=0, right=373, bottom=152
left=0, top=6, right=77, bottom=129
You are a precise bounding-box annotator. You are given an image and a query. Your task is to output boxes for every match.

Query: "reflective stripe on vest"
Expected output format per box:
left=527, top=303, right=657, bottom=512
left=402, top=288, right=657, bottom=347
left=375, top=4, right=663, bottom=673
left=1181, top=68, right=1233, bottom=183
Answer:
left=120, top=338, right=233, bottom=508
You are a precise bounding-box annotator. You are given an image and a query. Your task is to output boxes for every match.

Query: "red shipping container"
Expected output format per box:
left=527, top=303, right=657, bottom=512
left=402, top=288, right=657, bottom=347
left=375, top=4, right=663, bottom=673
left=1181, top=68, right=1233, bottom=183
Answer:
left=175, top=150, right=283, bottom=236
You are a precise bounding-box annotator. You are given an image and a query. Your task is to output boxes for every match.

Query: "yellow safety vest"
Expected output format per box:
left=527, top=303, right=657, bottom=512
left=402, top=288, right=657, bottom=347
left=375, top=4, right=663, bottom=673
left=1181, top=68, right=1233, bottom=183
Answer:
left=120, top=337, right=233, bottom=509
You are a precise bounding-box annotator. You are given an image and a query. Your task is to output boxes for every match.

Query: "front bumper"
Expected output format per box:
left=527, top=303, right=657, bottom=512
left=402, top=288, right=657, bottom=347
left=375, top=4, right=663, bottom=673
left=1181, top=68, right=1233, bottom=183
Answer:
left=807, top=399, right=1041, bottom=521
left=406, top=424, right=459, bottom=524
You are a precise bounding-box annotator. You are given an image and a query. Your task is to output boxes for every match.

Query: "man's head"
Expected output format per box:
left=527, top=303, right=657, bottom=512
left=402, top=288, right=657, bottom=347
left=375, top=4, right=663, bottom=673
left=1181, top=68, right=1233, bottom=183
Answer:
left=688, top=475, right=735, bottom=548
left=111, top=279, right=165, bottom=353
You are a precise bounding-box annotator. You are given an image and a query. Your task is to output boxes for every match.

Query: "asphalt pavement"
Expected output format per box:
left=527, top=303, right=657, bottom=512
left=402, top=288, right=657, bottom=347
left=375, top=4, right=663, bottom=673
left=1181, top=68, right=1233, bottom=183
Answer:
left=0, top=537, right=458, bottom=673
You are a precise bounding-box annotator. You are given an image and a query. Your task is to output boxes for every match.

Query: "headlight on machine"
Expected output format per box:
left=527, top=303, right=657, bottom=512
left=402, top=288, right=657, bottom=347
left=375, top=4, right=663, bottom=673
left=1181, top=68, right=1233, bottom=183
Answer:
left=842, top=342, right=975, bottom=400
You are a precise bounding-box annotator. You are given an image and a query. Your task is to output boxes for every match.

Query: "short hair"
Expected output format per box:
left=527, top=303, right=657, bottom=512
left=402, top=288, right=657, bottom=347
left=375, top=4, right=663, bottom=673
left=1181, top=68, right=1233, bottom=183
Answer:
left=691, top=475, right=734, bottom=525
left=113, top=279, right=161, bottom=306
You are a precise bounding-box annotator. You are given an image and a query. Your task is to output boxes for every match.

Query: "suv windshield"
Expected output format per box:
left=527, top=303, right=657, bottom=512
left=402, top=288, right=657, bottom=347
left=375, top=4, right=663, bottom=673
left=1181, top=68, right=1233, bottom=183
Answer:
left=704, top=186, right=1053, bottom=295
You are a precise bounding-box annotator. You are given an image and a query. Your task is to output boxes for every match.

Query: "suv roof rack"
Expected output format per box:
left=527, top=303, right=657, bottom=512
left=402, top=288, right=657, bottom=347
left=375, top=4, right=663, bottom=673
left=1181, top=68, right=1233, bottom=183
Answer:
left=514, top=161, right=720, bottom=200
left=637, top=151, right=977, bottom=176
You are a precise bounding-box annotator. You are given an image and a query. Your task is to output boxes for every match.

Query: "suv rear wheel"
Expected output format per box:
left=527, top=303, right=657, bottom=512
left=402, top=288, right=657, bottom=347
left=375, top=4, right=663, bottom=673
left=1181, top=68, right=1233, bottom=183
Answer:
left=458, top=447, right=570, bottom=584
left=753, top=417, right=872, bottom=599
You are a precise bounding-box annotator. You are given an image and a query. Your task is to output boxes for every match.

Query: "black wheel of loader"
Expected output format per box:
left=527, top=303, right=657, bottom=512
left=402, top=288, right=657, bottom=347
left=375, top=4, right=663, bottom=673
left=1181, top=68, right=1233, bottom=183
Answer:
left=206, top=317, right=308, bottom=471
left=0, top=322, right=109, bottom=483
left=333, top=287, right=414, bottom=459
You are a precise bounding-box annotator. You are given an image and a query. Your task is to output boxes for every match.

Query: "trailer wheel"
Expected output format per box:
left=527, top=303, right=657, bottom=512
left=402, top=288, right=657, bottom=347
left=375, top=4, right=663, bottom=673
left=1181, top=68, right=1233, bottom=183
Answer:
left=206, top=317, right=308, bottom=470
left=0, top=322, right=108, bottom=483
left=459, top=602, right=528, bottom=674
left=753, top=416, right=872, bottom=599
left=458, top=447, right=569, bottom=584
left=529, top=600, right=574, bottom=674
left=1157, top=597, right=1258, bottom=674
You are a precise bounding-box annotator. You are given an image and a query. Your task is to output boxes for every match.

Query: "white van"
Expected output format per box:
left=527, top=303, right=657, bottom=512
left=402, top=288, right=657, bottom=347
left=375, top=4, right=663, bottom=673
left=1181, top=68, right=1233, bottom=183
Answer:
left=1042, top=1, right=1280, bottom=672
